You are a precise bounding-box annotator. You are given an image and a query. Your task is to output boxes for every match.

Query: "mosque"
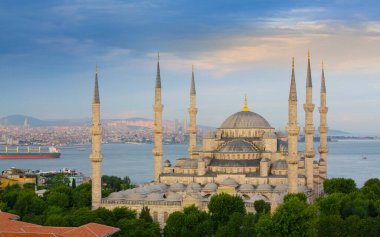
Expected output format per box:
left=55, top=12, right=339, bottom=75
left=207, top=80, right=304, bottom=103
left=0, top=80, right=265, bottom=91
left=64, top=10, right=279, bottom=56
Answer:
left=89, top=52, right=328, bottom=225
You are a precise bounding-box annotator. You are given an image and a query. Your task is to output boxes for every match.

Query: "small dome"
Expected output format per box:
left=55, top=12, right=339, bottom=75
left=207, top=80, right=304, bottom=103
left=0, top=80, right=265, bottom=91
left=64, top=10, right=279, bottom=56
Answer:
left=256, top=184, right=273, bottom=192
left=186, top=182, right=202, bottom=192
left=272, top=160, right=288, bottom=170
left=248, top=194, right=269, bottom=203
left=108, top=192, right=124, bottom=199
left=273, top=184, right=288, bottom=192
left=220, top=177, right=239, bottom=187
left=239, top=184, right=254, bottom=192
left=260, top=158, right=270, bottom=163
left=146, top=192, right=165, bottom=201
left=219, top=140, right=257, bottom=153
left=166, top=192, right=183, bottom=201
left=170, top=183, right=186, bottom=192
left=126, top=192, right=146, bottom=200
left=203, top=183, right=218, bottom=192
left=136, top=187, right=150, bottom=195
left=220, top=111, right=271, bottom=129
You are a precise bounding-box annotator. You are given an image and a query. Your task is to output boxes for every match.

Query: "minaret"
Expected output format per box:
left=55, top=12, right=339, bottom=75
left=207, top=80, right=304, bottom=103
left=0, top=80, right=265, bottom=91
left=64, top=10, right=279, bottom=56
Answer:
left=153, top=54, right=164, bottom=182
left=188, top=65, right=198, bottom=159
left=318, top=61, right=328, bottom=181
left=90, top=65, right=103, bottom=209
left=286, top=58, right=300, bottom=193
left=304, top=50, right=316, bottom=190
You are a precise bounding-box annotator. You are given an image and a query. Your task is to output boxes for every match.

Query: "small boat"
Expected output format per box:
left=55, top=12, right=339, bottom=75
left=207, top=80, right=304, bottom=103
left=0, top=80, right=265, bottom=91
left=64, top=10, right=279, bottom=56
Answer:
left=362, top=156, right=367, bottom=160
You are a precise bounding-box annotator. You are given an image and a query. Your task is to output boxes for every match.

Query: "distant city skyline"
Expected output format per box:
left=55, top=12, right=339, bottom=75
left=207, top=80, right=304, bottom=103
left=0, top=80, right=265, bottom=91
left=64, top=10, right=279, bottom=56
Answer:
left=0, top=1, right=380, bottom=134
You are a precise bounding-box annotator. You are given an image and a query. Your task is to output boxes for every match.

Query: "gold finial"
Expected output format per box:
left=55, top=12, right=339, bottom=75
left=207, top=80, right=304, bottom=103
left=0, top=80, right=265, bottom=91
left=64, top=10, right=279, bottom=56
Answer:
left=322, top=60, right=324, bottom=70
left=192, top=64, right=194, bottom=72
left=96, top=64, right=98, bottom=74
left=158, top=52, right=160, bottom=61
left=242, top=95, right=250, bottom=112
left=308, top=49, right=310, bottom=59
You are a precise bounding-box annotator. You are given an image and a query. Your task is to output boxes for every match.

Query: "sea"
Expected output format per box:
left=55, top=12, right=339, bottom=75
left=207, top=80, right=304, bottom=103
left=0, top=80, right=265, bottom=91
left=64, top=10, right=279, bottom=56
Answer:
left=0, top=140, right=379, bottom=187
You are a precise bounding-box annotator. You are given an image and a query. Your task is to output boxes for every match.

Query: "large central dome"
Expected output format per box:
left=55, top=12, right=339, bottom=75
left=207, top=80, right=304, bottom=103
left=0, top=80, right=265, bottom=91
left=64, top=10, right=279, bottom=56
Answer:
left=220, top=111, right=272, bottom=129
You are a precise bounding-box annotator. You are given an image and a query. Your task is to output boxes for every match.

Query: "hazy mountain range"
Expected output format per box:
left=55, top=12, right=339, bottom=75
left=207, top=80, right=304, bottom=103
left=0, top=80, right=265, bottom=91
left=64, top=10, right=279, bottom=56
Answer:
left=0, top=114, right=356, bottom=137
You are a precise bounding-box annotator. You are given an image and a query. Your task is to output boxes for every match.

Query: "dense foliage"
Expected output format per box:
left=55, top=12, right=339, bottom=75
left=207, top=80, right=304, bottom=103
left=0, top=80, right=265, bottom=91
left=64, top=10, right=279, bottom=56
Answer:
left=3, top=177, right=380, bottom=236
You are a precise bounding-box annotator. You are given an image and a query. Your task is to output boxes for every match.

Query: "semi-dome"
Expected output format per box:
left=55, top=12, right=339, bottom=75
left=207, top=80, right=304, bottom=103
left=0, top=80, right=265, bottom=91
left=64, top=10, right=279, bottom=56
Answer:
left=170, top=183, right=186, bottom=192
left=203, top=183, right=218, bottom=192
left=146, top=192, right=165, bottom=201
left=256, top=183, right=273, bottom=192
left=220, top=111, right=271, bottom=129
left=219, top=140, right=256, bottom=153
left=108, top=192, right=124, bottom=199
left=166, top=192, right=183, bottom=201
left=239, top=184, right=254, bottom=192
left=273, top=184, right=288, bottom=192
left=220, top=177, right=239, bottom=187
left=186, top=182, right=202, bottom=192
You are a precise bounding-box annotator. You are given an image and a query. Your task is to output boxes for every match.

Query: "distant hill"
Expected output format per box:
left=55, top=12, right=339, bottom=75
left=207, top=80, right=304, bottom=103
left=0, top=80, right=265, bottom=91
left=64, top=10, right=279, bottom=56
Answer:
left=0, top=115, right=88, bottom=127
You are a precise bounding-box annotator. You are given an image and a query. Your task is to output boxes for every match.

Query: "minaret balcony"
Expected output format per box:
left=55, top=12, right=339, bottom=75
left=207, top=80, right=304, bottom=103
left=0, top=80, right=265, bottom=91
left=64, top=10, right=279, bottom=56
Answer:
left=303, top=127, right=315, bottom=134
left=153, top=127, right=163, bottom=133
left=318, top=126, right=328, bottom=133
left=286, top=126, right=300, bottom=136
left=318, top=146, right=328, bottom=153
left=318, top=107, right=328, bottom=113
left=188, top=108, right=198, bottom=113
left=303, top=104, right=315, bottom=112
left=152, top=150, right=163, bottom=156
left=304, top=150, right=315, bottom=158
left=90, top=127, right=102, bottom=135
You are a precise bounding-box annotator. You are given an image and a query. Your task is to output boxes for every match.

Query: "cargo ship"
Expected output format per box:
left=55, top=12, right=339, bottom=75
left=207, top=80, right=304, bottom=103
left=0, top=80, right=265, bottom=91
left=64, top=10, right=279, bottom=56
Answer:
left=0, top=146, right=60, bottom=159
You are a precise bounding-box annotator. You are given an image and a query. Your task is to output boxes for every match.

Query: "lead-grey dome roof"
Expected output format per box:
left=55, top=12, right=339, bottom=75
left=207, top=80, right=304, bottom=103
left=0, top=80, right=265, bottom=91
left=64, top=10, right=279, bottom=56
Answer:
left=220, top=111, right=271, bottom=129
left=219, top=140, right=256, bottom=153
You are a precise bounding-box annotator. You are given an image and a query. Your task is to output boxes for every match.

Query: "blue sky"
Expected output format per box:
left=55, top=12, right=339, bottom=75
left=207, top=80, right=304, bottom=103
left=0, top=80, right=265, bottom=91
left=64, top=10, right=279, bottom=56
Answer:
left=0, top=0, right=380, bottom=134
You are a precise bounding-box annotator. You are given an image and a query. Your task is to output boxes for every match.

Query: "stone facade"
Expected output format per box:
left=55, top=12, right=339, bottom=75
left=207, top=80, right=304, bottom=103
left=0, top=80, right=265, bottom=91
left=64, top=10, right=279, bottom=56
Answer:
left=94, top=53, right=329, bottom=226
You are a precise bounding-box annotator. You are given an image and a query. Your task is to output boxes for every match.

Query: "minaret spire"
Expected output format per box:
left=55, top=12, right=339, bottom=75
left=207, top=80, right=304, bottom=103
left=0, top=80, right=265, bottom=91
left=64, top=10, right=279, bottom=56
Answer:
left=90, top=65, right=103, bottom=209
left=287, top=58, right=300, bottom=193
left=304, top=50, right=316, bottom=190
left=156, top=53, right=161, bottom=88
left=289, top=57, right=297, bottom=101
left=188, top=65, right=198, bottom=159
left=153, top=55, right=164, bottom=182
left=318, top=61, right=329, bottom=190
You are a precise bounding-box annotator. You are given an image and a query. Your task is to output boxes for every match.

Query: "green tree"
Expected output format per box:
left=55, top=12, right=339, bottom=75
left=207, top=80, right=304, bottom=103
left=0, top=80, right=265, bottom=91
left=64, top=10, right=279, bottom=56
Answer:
left=256, top=193, right=318, bottom=237
left=45, top=214, right=70, bottom=226
left=317, top=215, right=346, bottom=237
left=73, top=183, right=92, bottom=208
left=14, top=190, right=46, bottom=217
left=70, top=207, right=102, bottom=226
left=47, top=192, right=70, bottom=208
left=164, top=205, right=212, bottom=237
left=72, top=178, right=77, bottom=188
left=139, top=206, right=153, bottom=223
left=208, top=193, right=246, bottom=230
left=113, top=207, right=136, bottom=220
left=254, top=200, right=271, bottom=214
left=317, top=193, right=344, bottom=216
left=94, top=207, right=115, bottom=226
left=117, top=218, right=160, bottom=237
left=51, top=173, right=70, bottom=186
left=324, top=178, right=357, bottom=194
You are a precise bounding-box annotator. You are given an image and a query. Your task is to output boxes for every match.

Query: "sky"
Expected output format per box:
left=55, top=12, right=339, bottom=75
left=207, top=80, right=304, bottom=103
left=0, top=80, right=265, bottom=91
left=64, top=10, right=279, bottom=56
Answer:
left=0, top=0, right=380, bottom=134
